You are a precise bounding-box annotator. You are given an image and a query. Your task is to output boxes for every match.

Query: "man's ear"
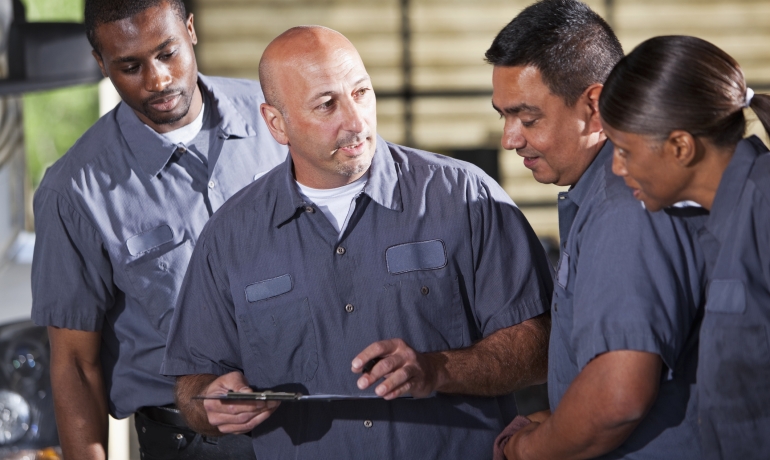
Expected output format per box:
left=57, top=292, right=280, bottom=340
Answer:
left=186, top=13, right=197, bottom=45
left=260, top=103, right=289, bottom=145
left=92, top=50, right=108, bottom=79
left=665, top=130, right=699, bottom=167
left=582, top=83, right=604, bottom=134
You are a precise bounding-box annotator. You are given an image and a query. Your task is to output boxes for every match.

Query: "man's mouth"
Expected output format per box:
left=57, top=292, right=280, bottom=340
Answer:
left=335, top=138, right=368, bottom=157
left=520, top=155, right=539, bottom=169
left=147, top=92, right=181, bottom=112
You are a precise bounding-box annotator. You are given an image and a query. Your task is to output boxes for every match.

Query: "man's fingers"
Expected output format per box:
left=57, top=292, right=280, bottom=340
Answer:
left=216, top=406, right=279, bottom=434
left=356, top=354, right=402, bottom=389
left=207, top=401, right=280, bottom=428
left=351, top=339, right=399, bottom=372
left=375, top=366, right=414, bottom=397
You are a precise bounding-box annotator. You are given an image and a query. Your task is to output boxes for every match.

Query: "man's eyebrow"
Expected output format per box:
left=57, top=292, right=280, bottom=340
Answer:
left=311, top=76, right=372, bottom=100
left=114, top=37, right=177, bottom=63
left=491, top=101, right=541, bottom=115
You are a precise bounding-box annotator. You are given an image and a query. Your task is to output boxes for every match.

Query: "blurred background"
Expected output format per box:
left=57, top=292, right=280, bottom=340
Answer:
left=0, top=0, right=768, bottom=458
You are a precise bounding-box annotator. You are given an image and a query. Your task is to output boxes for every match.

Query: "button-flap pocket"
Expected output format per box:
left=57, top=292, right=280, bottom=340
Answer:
left=245, top=274, right=293, bottom=303
left=705, top=279, right=746, bottom=314
left=386, top=239, right=447, bottom=274
left=556, top=251, right=570, bottom=289
left=126, top=225, right=173, bottom=256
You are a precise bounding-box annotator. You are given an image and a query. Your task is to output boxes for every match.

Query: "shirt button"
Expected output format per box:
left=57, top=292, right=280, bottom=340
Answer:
left=305, top=206, right=315, bottom=213
left=336, top=246, right=346, bottom=255
left=345, top=304, right=354, bottom=313
left=420, top=286, right=430, bottom=295
left=208, top=180, right=215, bottom=189
left=175, top=433, right=183, bottom=440
left=363, top=420, right=373, bottom=428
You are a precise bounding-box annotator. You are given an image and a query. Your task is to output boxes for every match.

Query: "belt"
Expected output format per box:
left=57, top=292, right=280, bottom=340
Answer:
left=137, top=405, right=188, bottom=428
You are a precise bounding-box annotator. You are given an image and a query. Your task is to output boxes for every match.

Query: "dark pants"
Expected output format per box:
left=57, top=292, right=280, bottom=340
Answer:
left=134, top=410, right=256, bottom=460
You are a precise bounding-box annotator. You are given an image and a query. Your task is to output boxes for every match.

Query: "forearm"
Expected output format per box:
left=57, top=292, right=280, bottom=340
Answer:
left=433, top=313, right=550, bottom=396
left=506, top=350, right=661, bottom=460
left=175, top=374, right=221, bottom=436
left=50, top=353, right=108, bottom=460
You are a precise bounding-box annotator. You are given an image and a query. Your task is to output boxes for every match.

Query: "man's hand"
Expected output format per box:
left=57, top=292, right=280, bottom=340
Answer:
left=352, top=315, right=550, bottom=400
left=351, top=339, right=447, bottom=400
left=176, top=372, right=280, bottom=436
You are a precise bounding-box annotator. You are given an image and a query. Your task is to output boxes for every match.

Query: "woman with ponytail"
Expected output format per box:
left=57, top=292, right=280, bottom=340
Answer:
left=599, top=35, right=770, bottom=459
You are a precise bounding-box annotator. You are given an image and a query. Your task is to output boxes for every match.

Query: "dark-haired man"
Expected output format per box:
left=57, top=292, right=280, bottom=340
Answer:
left=30, top=0, right=286, bottom=458
left=487, top=0, right=707, bottom=458
left=161, top=25, right=554, bottom=459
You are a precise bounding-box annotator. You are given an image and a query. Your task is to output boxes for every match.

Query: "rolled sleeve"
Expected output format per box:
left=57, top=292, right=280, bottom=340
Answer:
left=31, top=186, right=114, bottom=331
left=162, top=232, right=242, bottom=377
left=471, top=176, right=554, bottom=337
left=572, top=203, right=691, bottom=372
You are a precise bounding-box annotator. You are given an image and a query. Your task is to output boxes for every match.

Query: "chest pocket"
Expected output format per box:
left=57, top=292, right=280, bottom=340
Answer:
left=238, top=275, right=318, bottom=387
left=704, top=279, right=746, bottom=314
left=125, top=233, right=193, bottom=337
left=379, top=276, right=465, bottom=352
left=699, top=279, right=770, bottom=422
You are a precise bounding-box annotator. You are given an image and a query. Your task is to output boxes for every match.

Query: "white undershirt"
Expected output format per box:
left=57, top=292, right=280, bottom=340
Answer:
left=160, top=103, right=206, bottom=145
left=296, top=172, right=369, bottom=236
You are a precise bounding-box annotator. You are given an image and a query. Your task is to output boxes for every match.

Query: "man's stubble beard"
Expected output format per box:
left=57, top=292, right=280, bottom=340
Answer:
left=141, top=87, right=194, bottom=126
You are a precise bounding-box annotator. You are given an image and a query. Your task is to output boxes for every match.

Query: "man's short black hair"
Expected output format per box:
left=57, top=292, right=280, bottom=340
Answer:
left=85, top=0, right=187, bottom=53
left=485, top=0, right=623, bottom=106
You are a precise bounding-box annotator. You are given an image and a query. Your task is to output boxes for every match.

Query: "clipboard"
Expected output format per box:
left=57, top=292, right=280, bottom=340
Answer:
left=194, top=391, right=410, bottom=401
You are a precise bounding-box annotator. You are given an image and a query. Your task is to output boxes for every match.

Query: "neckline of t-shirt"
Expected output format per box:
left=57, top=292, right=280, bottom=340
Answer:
left=296, top=172, right=369, bottom=199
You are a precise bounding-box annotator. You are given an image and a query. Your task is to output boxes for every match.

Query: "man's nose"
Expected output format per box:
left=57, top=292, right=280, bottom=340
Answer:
left=144, top=62, right=172, bottom=92
left=611, top=150, right=628, bottom=177
left=341, top=99, right=365, bottom=133
left=501, top=120, right=526, bottom=151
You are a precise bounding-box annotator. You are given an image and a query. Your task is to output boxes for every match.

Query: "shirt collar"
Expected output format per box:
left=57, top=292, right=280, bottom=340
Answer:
left=273, top=135, right=403, bottom=227
left=118, top=73, right=256, bottom=178
left=562, top=139, right=613, bottom=207
left=706, top=135, right=767, bottom=240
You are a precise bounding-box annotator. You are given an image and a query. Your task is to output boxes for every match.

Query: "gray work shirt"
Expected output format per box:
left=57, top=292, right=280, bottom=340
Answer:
left=549, top=141, right=707, bottom=459
left=162, top=136, right=554, bottom=459
left=31, top=75, right=287, bottom=418
left=697, top=135, right=770, bottom=459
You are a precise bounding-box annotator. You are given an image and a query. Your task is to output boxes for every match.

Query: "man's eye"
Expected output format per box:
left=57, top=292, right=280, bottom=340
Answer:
left=160, top=50, right=177, bottom=60
left=522, top=119, right=537, bottom=127
left=318, top=100, right=334, bottom=109
left=122, top=66, right=139, bottom=74
left=356, top=88, right=369, bottom=97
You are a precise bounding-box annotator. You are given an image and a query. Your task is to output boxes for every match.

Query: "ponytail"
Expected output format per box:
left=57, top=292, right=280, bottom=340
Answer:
left=749, top=92, right=770, bottom=140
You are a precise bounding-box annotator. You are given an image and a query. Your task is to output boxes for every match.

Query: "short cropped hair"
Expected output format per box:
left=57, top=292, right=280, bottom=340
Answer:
left=485, top=0, right=623, bottom=106
left=85, top=0, right=187, bottom=53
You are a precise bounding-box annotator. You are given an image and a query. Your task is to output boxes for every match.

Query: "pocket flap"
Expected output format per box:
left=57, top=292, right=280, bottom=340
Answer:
left=126, top=225, right=173, bottom=256
left=386, top=239, right=447, bottom=274
left=245, top=274, right=293, bottom=303
left=705, top=279, right=746, bottom=314
left=556, top=252, right=570, bottom=289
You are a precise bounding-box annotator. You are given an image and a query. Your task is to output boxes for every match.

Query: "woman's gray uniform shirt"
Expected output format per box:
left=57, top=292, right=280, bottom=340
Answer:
left=550, top=141, right=708, bottom=459
left=697, top=136, right=770, bottom=459
left=30, top=75, right=287, bottom=418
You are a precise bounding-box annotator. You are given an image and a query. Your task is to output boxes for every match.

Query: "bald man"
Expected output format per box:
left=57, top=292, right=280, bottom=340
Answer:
left=161, top=26, right=554, bottom=459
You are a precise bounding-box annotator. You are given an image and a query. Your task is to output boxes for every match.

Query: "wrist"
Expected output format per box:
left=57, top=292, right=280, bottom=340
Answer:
left=424, top=351, right=451, bottom=393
